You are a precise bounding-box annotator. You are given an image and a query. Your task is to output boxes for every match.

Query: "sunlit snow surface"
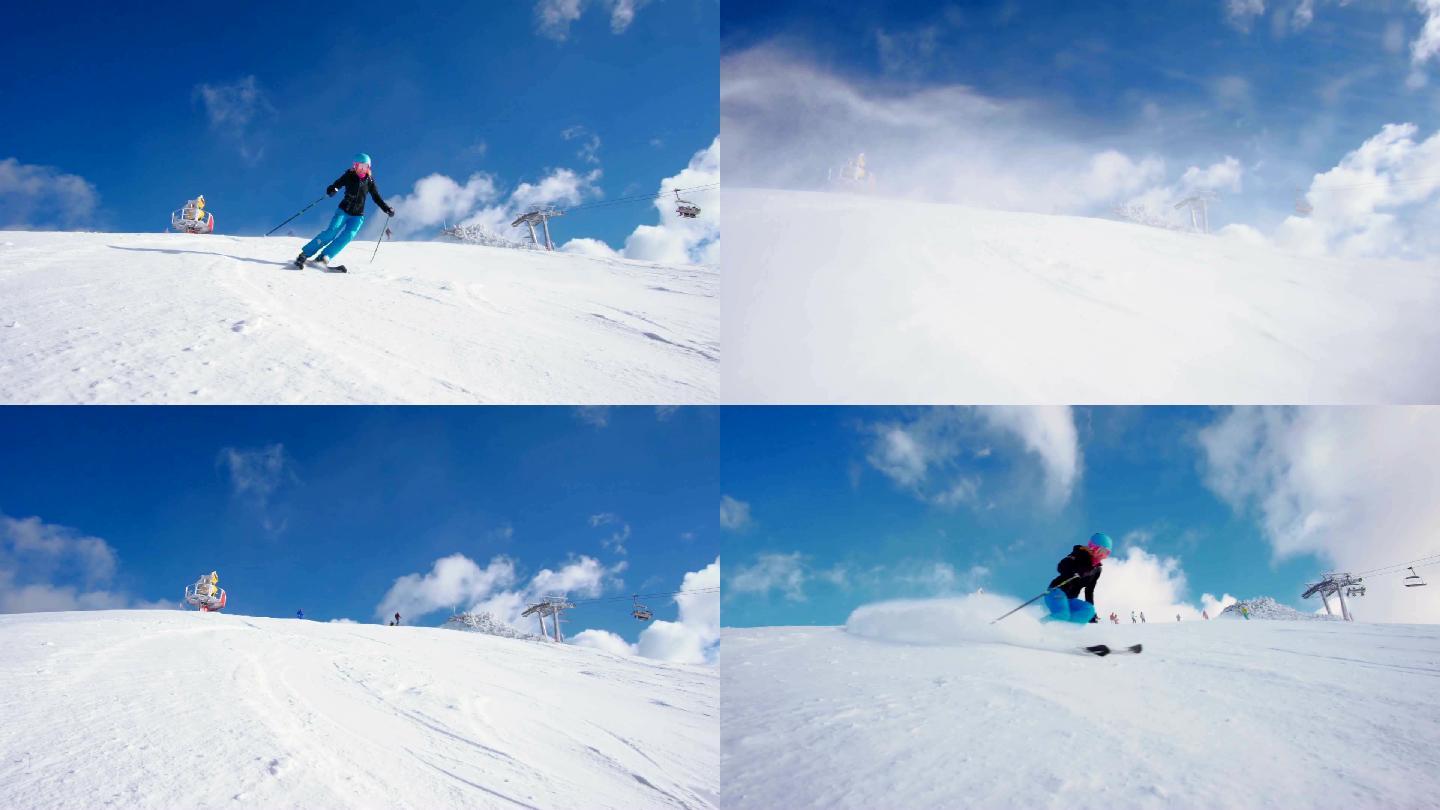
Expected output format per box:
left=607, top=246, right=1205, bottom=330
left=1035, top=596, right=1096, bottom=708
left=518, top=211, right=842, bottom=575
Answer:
left=724, top=188, right=1440, bottom=403
left=0, top=610, right=718, bottom=809
left=0, top=233, right=717, bottom=403
left=722, top=595, right=1440, bottom=809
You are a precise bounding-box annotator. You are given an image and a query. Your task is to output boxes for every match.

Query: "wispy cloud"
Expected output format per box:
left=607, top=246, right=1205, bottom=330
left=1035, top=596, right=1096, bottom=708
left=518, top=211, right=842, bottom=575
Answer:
left=376, top=552, right=627, bottom=627
left=217, top=443, right=295, bottom=532
left=720, top=494, right=752, bottom=530
left=589, top=512, right=631, bottom=555
left=562, top=125, right=603, bottom=165
left=573, top=406, right=610, bottom=428
left=0, top=158, right=99, bottom=230
left=0, top=512, right=171, bottom=613
left=535, top=0, right=652, bottom=41
left=193, top=75, right=274, bottom=165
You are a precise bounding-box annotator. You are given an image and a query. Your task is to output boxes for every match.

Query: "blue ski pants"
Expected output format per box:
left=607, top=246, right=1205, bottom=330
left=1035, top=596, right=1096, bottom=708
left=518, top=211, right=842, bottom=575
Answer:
left=303, top=209, right=365, bottom=259
left=1043, top=588, right=1097, bottom=624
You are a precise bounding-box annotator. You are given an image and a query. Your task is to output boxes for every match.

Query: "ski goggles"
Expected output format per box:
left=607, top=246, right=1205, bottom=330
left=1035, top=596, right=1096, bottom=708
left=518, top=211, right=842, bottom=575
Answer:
left=1088, top=543, right=1111, bottom=559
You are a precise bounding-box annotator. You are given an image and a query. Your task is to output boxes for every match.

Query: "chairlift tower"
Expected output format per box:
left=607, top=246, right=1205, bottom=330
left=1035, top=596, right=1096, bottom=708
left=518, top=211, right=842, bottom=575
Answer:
left=1174, top=192, right=1217, bottom=234
left=521, top=595, right=575, bottom=642
left=1302, top=572, right=1365, bottom=621
left=511, top=207, right=564, bottom=251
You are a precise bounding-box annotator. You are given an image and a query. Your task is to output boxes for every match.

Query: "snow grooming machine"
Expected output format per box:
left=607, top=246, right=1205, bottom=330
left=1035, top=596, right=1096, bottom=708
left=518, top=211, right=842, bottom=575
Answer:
left=170, top=196, right=214, bottom=234
left=184, top=581, right=227, bottom=612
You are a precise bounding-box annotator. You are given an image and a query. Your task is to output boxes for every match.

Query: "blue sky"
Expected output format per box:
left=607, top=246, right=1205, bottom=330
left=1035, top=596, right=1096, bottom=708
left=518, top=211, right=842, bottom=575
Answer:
left=721, top=0, right=1440, bottom=256
left=1, top=1, right=717, bottom=253
left=0, top=406, right=718, bottom=653
left=721, top=406, right=1440, bottom=626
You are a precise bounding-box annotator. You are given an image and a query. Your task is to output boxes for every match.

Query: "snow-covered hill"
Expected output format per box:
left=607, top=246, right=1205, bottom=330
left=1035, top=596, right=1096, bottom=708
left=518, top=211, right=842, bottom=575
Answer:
left=0, top=232, right=717, bottom=404
left=1217, top=596, right=1337, bottom=621
left=722, top=596, right=1440, bottom=809
left=724, top=188, right=1440, bottom=403
left=0, top=610, right=718, bottom=809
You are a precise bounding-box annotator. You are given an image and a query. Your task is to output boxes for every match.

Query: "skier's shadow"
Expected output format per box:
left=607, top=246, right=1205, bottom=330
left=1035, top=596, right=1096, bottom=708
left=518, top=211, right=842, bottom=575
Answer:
left=108, top=245, right=293, bottom=269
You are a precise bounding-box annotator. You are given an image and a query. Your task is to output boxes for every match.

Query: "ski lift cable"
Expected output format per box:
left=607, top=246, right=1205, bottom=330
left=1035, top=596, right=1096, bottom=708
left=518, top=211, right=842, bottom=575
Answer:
left=563, top=586, right=720, bottom=607
left=1349, top=552, right=1440, bottom=579
left=557, top=183, right=719, bottom=216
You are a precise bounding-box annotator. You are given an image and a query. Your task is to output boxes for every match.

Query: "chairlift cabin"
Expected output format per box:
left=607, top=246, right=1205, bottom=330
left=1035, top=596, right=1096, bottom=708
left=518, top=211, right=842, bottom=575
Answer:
left=1403, top=567, right=1427, bottom=587
left=674, top=190, right=700, bottom=219
left=631, top=595, right=653, bottom=621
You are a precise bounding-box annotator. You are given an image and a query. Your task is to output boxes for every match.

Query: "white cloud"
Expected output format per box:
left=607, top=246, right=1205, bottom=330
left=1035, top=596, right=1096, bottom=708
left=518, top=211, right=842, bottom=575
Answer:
left=384, top=172, right=500, bottom=240
left=719, top=495, right=752, bottom=530
left=1098, top=546, right=1217, bottom=621
left=535, top=0, right=651, bottom=40
left=0, top=513, right=170, bottom=614
left=377, top=552, right=627, bottom=631
left=563, top=138, right=721, bottom=266
left=1273, top=123, right=1440, bottom=258
left=573, top=406, right=610, bottom=428
left=217, top=444, right=295, bottom=532
left=978, top=407, right=1081, bottom=506
left=636, top=557, right=719, bottom=663
left=571, top=628, right=635, bottom=656
left=0, top=158, right=100, bottom=230
left=721, top=47, right=1223, bottom=217
left=562, top=125, right=603, bottom=165
left=1224, top=0, right=1266, bottom=31
left=729, top=552, right=807, bottom=601
left=329, top=618, right=358, bottom=624
left=378, top=167, right=600, bottom=244
left=1413, top=0, right=1440, bottom=67
left=375, top=553, right=518, bottom=621
left=862, top=407, right=1081, bottom=509
left=587, top=514, right=630, bottom=556
left=1198, top=406, right=1440, bottom=622
left=193, top=75, right=273, bottom=165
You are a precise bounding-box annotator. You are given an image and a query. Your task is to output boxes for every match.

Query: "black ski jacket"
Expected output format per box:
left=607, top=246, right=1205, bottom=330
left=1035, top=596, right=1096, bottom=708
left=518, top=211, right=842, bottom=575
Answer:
left=1050, top=545, right=1102, bottom=607
left=328, top=169, right=391, bottom=217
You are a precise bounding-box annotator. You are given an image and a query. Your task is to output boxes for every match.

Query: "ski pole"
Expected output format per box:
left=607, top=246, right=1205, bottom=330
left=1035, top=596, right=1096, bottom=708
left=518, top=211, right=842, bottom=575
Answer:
left=265, top=195, right=327, bottom=237
left=370, top=214, right=391, bottom=264
left=990, top=574, right=1078, bottom=624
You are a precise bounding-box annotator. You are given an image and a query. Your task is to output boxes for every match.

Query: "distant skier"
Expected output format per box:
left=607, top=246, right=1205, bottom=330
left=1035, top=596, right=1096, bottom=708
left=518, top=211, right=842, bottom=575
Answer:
left=1131, top=610, right=1136, bottom=623
left=296, top=609, right=304, bottom=620
left=294, top=153, right=395, bottom=269
left=1140, top=611, right=1147, bottom=623
left=1042, top=532, right=1112, bottom=624
left=1176, top=614, right=1181, bottom=622
left=1240, top=605, right=1250, bottom=620
left=390, top=612, right=401, bottom=626
left=1203, top=610, right=1210, bottom=620
left=1109, top=611, right=1118, bottom=624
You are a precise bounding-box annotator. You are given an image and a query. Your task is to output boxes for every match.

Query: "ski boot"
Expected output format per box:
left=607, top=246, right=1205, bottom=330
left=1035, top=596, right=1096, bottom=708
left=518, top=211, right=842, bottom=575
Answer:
left=312, top=254, right=329, bottom=269
left=293, top=251, right=308, bottom=269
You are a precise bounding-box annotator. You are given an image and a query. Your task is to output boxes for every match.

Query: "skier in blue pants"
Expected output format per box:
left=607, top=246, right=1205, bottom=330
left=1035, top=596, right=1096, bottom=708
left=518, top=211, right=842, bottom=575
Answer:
left=1042, top=532, right=1112, bottom=624
left=295, top=153, right=395, bottom=269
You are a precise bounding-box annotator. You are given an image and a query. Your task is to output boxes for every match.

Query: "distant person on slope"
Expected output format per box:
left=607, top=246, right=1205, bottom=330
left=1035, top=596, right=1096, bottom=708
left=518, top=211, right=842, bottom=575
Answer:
left=294, top=153, right=395, bottom=269
left=1240, top=605, right=1250, bottom=620
left=1042, top=532, right=1112, bottom=624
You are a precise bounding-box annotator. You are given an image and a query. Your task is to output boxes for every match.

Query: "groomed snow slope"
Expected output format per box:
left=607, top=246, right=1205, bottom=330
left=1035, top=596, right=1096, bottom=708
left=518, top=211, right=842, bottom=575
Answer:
left=725, top=188, right=1440, bottom=403
left=0, top=232, right=717, bottom=403
left=723, top=607, right=1440, bottom=809
left=0, top=610, right=718, bottom=810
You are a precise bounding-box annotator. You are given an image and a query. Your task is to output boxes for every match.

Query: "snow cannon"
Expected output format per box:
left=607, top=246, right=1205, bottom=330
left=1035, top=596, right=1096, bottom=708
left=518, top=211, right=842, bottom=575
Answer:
left=170, top=197, right=215, bottom=234
left=184, top=582, right=227, bottom=612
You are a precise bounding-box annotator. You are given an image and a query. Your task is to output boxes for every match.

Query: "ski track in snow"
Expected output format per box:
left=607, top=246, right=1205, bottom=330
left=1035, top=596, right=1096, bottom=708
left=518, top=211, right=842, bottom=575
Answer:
left=0, top=233, right=718, bottom=404
left=0, top=611, right=718, bottom=810
left=725, top=188, right=1440, bottom=403
left=722, top=621, right=1440, bottom=810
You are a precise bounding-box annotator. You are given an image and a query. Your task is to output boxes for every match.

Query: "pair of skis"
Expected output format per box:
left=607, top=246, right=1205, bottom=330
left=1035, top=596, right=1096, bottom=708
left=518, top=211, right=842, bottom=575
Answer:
left=1082, top=644, right=1143, bottom=657
left=293, top=257, right=348, bottom=273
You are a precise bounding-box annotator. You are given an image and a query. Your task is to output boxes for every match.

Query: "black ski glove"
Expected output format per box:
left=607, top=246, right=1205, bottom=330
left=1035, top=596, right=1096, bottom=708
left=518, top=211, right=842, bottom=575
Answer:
left=326, top=187, right=337, bottom=197
left=383, top=206, right=396, bottom=217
